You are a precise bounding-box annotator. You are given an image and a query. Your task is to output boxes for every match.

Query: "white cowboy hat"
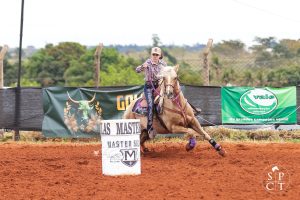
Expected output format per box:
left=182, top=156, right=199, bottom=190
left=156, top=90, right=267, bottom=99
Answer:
left=151, top=47, right=161, bottom=55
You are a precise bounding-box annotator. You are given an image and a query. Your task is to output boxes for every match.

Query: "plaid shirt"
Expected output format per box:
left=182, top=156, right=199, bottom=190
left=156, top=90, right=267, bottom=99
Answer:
left=136, top=59, right=167, bottom=82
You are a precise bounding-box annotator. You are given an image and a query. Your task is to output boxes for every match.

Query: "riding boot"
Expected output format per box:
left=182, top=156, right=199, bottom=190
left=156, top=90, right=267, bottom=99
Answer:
left=148, top=127, right=156, bottom=139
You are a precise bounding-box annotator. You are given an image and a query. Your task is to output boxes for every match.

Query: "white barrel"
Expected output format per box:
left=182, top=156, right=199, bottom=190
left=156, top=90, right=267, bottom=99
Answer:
left=100, top=119, right=141, bottom=176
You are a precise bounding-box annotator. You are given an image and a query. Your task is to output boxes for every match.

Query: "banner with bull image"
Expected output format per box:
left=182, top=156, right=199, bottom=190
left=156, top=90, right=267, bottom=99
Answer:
left=221, top=86, right=297, bottom=124
left=42, top=86, right=143, bottom=137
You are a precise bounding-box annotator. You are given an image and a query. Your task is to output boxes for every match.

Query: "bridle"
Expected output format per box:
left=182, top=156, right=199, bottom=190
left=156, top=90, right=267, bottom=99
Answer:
left=146, top=65, right=188, bottom=125
left=161, top=75, right=189, bottom=126
left=164, top=76, right=178, bottom=91
left=163, top=75, right=181, bottom=100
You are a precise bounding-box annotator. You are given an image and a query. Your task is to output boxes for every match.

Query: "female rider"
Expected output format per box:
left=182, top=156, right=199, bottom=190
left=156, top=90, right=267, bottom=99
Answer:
left=136, top=47, right=167, bottom=139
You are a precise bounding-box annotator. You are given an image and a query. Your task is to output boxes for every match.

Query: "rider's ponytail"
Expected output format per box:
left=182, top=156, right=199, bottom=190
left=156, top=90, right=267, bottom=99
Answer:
left=159, top=51, right=164, bottom=59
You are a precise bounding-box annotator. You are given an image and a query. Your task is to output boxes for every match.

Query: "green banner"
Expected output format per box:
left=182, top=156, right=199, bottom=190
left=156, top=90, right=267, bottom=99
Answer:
left=42, top=86, right=144, bottom=137
left=221, top=86, right=297, bottom=124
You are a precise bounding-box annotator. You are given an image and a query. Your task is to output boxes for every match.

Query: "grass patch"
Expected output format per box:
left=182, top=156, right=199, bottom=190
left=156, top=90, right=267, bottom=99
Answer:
left=204, top=126, right=300, bottom=142
left=0, top=127, right=300, bottom=143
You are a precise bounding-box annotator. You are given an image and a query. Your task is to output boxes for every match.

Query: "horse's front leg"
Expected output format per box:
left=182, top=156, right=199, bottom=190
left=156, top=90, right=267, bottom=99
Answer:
left=188, top=117, right=226, bottom=157
left=169, top=125, right=199, bottom=151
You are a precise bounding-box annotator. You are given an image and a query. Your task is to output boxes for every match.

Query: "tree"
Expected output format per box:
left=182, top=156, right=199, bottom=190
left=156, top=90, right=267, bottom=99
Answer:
left=272, top=39, right=300, bottom=58
left=24, top=42, right=87, bottom=86
left=178, top=61, right=203, bottom=85
left=3, top=58, right=18, bottom=86
left=222, top=68, right=236, bottom=85
left=273, top=44, right=293, bottom=58
left=152, top=34, right=162, bottom=47
left=255, top=71, right=265, bottom=86
left=100, top=65, right=143, bottom=86
left=242, top=71, right=254, bottom=86
left=253, top=37, right=277, bottom=49
left=151, top=34, right=177, bottom=65
left=213, top=40, right=247, bottom=56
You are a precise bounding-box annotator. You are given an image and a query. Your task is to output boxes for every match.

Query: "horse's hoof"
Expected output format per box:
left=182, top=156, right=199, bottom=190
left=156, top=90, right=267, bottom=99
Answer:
left=186, top=137, right=196, bottom=151
left=143, top=148, right=150, bottom=153
left=185, top=143, right=195, bottom=151
left=218, top=148, right=226, bottom=157
left=214, top=144, right=226, bottom=157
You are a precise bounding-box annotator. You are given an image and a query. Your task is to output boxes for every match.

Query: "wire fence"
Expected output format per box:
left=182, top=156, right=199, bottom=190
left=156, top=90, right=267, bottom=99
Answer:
left=2, top=48, right=300, bottom=87
left=1, top=86, right=299, bottom=131
left=177, top=55, right=300, bottom=87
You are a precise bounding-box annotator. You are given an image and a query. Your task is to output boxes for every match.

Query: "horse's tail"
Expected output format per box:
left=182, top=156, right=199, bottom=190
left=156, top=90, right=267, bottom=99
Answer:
left=123, top=99, right=137, bottom=119
left=123, top=107, right=131, bottom=119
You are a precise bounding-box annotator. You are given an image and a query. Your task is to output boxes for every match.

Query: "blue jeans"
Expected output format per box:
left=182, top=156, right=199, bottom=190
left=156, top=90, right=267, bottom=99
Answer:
left=144, top=82, right=157, bottom=131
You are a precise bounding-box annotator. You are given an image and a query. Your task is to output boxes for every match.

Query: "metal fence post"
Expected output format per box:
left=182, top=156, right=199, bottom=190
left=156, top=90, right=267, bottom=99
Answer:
left=203, top=39, right=213, bottom=86
left=94, top=43, right=103, bottom=88
left=14, top=0, right=25, bottom=141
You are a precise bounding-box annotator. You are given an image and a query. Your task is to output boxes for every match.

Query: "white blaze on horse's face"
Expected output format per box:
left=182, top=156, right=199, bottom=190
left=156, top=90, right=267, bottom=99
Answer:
left=160, top=66, right=178, bottom=99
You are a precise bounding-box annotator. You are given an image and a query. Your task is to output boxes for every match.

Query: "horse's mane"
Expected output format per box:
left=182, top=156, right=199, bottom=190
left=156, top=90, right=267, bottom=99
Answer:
left=159, top=66, right=177, bottom=78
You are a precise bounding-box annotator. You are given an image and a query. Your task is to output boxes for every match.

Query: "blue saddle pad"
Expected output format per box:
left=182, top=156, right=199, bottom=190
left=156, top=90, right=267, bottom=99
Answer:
left=132, top=98, right=161, bottom=116
left=132, top=98, right=148, bottom=116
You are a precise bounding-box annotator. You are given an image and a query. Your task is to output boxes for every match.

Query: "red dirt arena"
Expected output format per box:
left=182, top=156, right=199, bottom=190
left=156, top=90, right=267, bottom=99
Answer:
left=0, top=142, right=299, bottom=200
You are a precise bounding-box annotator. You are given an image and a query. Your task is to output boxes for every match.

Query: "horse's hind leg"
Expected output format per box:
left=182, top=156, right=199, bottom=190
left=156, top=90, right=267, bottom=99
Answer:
left=189, top=117, right=226, bottom=157
left=140, top=129, right=150, bottom=153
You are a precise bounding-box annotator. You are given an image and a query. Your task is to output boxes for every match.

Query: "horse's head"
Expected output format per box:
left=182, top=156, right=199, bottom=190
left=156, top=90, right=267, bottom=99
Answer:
left=159, top=65, right=179, bottom=99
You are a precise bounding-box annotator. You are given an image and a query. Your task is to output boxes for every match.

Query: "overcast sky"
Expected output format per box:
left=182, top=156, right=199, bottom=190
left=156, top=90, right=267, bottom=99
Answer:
left=1, top=0, right=299, bottom=48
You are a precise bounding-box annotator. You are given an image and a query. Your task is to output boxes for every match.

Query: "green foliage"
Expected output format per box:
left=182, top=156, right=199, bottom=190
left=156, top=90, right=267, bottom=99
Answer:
left=100, top=48, right=123, bottom=72
left=213, top=40, right=247, bottom=56
left=222, top=68, right=236, bottom=85
left=178, top=61, right=203, bottom=85
left=3, top=59, right=18, bottom=86
left=273, top=65, right=300, bottom=86
left=100, top=65, right=143, bottom=86
left=24, top=42, right=87, bottom=86
left=242, top=71, right=254, bottom=86
left=20, top=43, right=143, bottom=87
left=162, top=49, right=177, bottom=65
left=204, top=126, right=300, bottom=141
left=2, top=35, right=300, bottom=87
left=63, top=60, right=93, bottom=86
left=254, top=36, right=277, bottom=49
left=152, top=34, right=161, bottom=47
left=273, top=43, right=293, bottom=58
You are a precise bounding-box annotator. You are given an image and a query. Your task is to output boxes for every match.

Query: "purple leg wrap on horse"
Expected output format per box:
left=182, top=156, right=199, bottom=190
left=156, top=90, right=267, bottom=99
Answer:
left=189, top=138, right=196, bottom=148
left=214, top=144, right=221, bottom=151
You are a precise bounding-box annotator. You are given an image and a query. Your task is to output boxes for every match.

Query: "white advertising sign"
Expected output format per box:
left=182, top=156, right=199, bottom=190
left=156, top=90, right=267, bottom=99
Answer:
left=100, top=119, right=141, bottom=176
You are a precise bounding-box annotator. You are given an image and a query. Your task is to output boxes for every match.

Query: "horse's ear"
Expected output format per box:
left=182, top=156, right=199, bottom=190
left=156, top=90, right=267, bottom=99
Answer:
left=174, top=64, right=179, bottom=73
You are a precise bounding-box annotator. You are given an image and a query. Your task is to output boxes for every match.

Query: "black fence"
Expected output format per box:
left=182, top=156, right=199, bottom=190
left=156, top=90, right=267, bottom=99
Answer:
left=0, top=86, right=299, bottom=131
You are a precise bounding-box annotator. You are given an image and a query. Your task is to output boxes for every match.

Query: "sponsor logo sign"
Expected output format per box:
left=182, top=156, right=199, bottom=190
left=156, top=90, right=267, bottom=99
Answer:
left=221, top=87, right=297, bottom=124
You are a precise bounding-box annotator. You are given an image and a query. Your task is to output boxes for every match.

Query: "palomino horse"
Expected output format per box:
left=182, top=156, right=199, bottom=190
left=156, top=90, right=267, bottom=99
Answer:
left=123, top=65, right=226, bottom=156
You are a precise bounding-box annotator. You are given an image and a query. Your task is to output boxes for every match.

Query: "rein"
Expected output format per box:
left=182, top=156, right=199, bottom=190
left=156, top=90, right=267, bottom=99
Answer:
left=162, top=78, right=189, bottom=127
left=146, top=66, right=189, bottom=127
left=146, top=66, right=162, bottom=97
